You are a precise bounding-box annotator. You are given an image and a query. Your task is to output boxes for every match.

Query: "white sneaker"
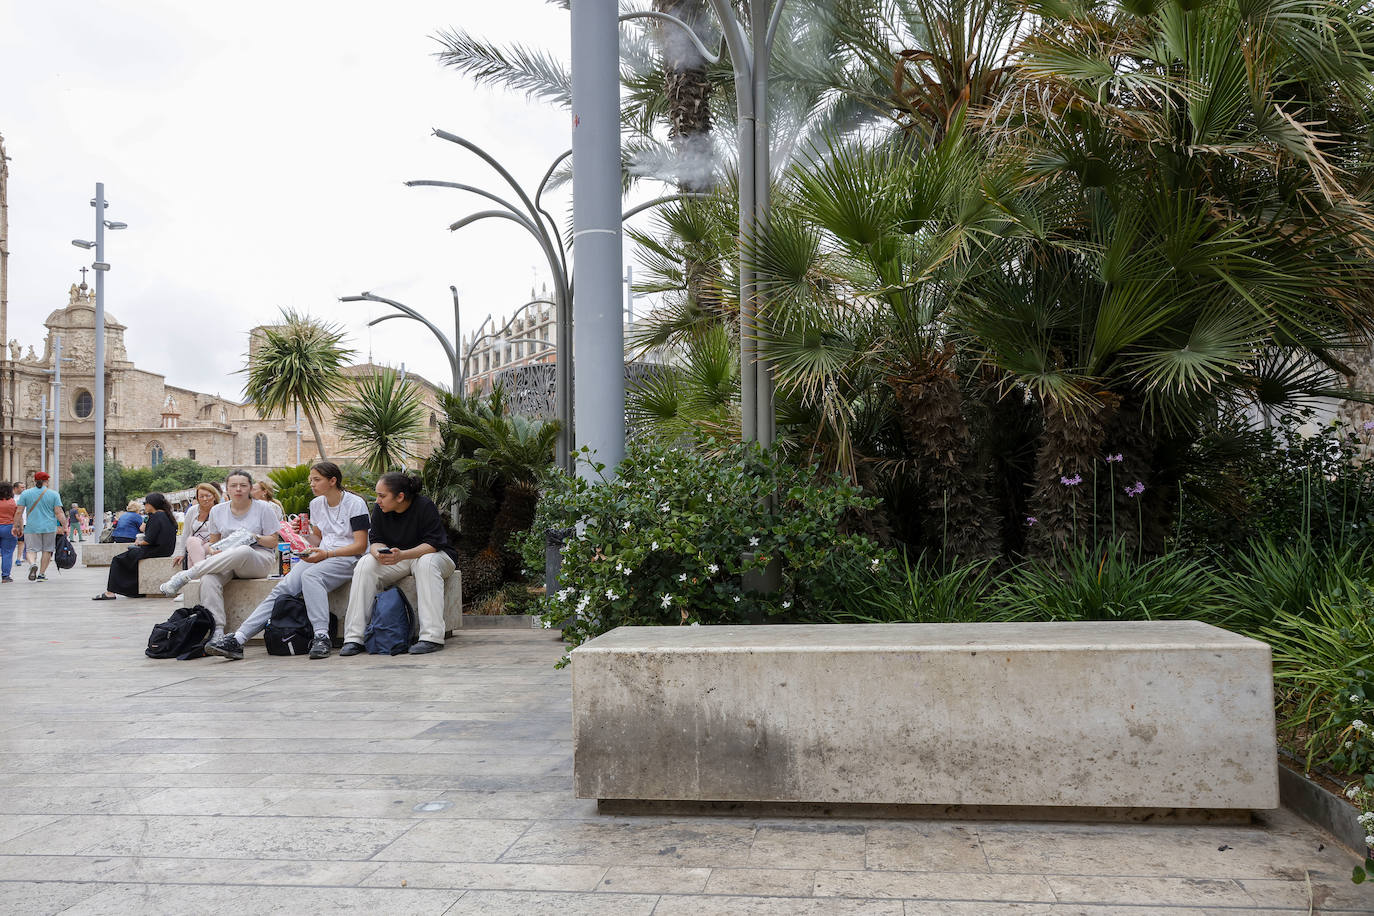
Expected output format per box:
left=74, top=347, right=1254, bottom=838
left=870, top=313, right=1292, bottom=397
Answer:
left=159, top=570, right=191, bottom=597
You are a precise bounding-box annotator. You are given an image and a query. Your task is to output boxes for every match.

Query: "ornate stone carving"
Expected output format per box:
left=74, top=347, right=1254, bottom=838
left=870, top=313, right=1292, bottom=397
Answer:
left=8, top=339, right=19, bottom=360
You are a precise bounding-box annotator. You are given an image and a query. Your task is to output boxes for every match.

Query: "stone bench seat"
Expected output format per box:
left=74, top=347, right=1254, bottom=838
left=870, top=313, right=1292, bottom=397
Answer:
left=182, top=571, right=463, bottom=639
left=81, top=543, right=125, bottom=567
left=571, top=621, right=1278, bottom=812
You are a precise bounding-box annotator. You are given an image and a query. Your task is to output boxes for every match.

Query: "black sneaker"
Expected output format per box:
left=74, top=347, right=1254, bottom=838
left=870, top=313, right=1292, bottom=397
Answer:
left=27, top=565, right=37, bottom=581
left=308, top=633, right=331, bottom=659
left=338, top=642, right=365, bottom=657
left=408, top=640, right=444, bottom=655
left=204, top=634, right=244, bottom=661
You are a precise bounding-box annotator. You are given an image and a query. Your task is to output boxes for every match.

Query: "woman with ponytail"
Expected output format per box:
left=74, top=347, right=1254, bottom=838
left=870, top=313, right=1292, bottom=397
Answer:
left=339, top=472, right=457, bottom=656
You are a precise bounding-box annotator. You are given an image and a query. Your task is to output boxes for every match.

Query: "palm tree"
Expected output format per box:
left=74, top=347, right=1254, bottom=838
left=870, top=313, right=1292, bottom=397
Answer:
left=240, top=309, right=354, bottom=461
left=336, top=368, right=429, bottom=475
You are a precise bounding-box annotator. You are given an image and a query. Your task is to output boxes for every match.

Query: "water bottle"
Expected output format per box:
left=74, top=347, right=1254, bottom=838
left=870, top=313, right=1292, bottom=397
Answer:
left=277, top=542, right=291, bottom=577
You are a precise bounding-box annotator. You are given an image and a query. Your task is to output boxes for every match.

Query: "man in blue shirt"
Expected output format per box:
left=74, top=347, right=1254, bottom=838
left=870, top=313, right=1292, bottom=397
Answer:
left=14, top=471, right=68, bottom=581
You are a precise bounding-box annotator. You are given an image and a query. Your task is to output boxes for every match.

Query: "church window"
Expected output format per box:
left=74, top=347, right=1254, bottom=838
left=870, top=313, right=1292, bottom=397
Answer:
left=150, top=442, right=164, bottom=468
left=188, top=449, right=196, bottom=460
left=254, top=433, right=268, bottom=465
left=430, top=411, right=437, bottom=428
left=74, top=390, right=93, bottom=419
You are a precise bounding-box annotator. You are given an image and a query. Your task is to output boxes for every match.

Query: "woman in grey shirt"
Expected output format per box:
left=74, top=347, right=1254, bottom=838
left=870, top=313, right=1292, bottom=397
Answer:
left=157, top=469, right=279, bottom=638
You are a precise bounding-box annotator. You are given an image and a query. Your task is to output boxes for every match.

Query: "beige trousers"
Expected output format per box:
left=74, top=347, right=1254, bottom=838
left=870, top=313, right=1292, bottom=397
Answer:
left=187, top=545, right=276, bottom=630
left=344, top=551, right=456, bottom=646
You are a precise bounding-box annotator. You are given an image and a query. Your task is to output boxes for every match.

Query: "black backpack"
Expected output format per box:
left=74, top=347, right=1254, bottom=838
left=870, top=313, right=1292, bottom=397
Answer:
left=265, top=594, right=312, bottom=656
left=53, top=533, right=76, bottom=570
left=263, top=595, right=341, bottom=655
left=364, top=587, right=418, bottom=655
left=146, top=606, right=214, bottom=660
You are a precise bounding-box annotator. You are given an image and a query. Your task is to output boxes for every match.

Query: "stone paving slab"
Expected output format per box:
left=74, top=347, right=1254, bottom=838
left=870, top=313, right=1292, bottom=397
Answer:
left=0, top=564, right=1368, bottom=914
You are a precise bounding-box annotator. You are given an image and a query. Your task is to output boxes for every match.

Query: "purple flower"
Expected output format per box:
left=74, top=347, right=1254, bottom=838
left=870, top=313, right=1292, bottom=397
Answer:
left=1364, top=420, right=1374, bottom=431
left=1125, top=481, right=1146, bottom=498
left=1105, top=453, right=1123, bottom=463
left=1026, top=516, right=1038, bottom=526
left=1060, top=474, right=1083, bottom=486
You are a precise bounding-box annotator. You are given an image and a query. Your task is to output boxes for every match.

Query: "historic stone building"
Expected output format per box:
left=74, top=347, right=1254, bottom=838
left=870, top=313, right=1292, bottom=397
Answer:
left=0, top=282, right=442, bottom=484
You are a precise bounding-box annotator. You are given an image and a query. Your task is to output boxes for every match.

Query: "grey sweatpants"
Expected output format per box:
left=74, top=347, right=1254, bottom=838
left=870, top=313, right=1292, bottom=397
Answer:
left=234, top=555, right=358, bottom=642
left=186, top=545, right=276, bottom=631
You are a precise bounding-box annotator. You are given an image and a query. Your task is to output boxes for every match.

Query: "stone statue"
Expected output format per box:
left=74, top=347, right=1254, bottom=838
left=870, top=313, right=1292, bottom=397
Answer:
left=8, top=339, right=19, bottom=361
left=25, top=346, right=37, bottom=361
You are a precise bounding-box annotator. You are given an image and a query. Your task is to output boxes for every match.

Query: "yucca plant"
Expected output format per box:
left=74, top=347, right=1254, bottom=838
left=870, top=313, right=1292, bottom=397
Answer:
left=336, top=368, right=428, bottom=476
left=240, top=308, right=354, bottom=460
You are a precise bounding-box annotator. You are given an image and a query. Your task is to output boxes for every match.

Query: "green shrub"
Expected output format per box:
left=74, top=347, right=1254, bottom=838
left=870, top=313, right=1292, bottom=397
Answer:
left=830, top=554, right=1005, bottom=624
left=522, top=442, right=895, bottom=661
left=991, top=542, right=1233, bottom=626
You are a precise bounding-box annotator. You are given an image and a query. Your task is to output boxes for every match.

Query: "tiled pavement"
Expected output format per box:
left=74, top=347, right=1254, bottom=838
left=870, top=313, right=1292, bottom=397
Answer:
left=0, top=558, right=1369, bottom=914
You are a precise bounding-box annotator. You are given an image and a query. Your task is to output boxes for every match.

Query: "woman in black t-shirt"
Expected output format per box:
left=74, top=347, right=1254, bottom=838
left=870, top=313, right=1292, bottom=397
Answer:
left=95, top=493, right=178, bottom=599
left=339, top=473, right=458, bottom=656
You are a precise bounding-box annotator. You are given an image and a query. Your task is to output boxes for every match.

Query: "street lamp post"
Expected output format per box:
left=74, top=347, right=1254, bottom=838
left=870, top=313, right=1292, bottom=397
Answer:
left=35, top=395, right=48, bottom=470
left=72, top=182, right=126, bottom=540
left=340, top=286, right=463, bottom=394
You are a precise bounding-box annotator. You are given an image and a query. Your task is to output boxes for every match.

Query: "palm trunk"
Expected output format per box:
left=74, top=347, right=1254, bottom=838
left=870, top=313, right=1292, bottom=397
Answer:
left=305, top=409, right=329, bottom=461
left=653, top=1, right=722, bottom=315
left=1026, top=395, right=1108, bottom=557
left=889, top=349, right=995, bottom=560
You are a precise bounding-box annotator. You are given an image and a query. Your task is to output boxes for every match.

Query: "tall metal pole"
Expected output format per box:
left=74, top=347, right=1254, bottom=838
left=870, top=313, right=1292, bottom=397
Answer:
left=52, top=335, right=61, bottom=491
left=93, top=183, right=107, bottom=540
left=38, top=394, right=47, bottom=470
left=753, top=1, right=777, bottom=448
left=571, top=0, right=625, bottom=476
left=451, top=285, right=464, bottom=393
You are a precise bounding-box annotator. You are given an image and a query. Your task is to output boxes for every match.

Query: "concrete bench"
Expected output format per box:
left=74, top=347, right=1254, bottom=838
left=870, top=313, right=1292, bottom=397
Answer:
left=182, top=571, right=463, bottom=638
left=137, top=558, right=183, bottom=596
left=81, top=543, right=125, bottom=567
left=571, top=621, right=1278, bottom=812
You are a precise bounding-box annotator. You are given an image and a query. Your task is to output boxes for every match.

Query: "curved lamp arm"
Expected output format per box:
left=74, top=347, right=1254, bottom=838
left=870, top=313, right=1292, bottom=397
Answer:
left=340, top=292, right=459, bottom=373
left=622, top=193, right=711, bottom=222
left=619, top=11, right=721, bottom=64
left=406, top=180, right=531, bottom=225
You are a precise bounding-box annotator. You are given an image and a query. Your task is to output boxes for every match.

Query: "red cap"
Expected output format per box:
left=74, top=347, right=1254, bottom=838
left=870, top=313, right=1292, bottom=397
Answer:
left=34, top=471, right=49, bottom=481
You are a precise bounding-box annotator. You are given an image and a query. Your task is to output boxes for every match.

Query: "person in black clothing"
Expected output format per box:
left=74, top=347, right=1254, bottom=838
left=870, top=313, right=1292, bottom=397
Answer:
left=339, top=472, right=457, bottom=656
left=95, top=493, right=178, bottom=600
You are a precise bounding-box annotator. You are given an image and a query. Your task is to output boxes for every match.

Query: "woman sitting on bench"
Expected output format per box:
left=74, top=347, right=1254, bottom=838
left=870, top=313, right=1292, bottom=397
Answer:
left=94, top=492, right=177, bottom=600
left=172, top=482, right=221, bottom=571
left=204, top=461, right=369, bottom=661
left=339, top=472, right=457, bottom=656
left=157, top=469, right=279, bottom=639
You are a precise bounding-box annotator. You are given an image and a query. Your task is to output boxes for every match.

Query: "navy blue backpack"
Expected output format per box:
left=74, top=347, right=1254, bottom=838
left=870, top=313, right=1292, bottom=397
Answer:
left=364, top=587, right=418, bottom=655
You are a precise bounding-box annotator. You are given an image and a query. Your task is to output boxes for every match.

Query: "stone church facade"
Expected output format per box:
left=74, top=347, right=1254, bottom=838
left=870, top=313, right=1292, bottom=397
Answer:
left=0, top=282, right=442, bottom=485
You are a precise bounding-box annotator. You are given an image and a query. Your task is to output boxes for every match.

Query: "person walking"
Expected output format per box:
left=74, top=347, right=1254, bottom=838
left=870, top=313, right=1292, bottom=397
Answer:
left=13, top=471, right=68, bottom=581
left=0, top=483, right=17, bottom=583
left=13, top=481, right=27, bottom=566
left=205, top=461, right=369, bottom=661
left=339, top=472, right=457, bottom=656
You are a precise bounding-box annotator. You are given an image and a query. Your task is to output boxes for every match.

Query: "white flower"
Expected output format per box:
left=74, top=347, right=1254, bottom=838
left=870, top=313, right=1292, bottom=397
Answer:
left=870, top=558, right=880, bottom=570
left=615, top=562, right=625, bottom=574
left=659, top=502, right=670, bottom=513
left=706, top=494, right=712, bottom=502
left=541, top=619, right=552, bottom=629
left=604, top=588, right=619, bottom=601
left=749, top=536, right=759, bottom=547
left=1353, top=695, right=1362, bottom=703
left=1367, top=834, right=1374, bottom=847
left=556, top=588, right=573, bottom=602
left=661, top=593, right=673, bottom=608
left=1359, top=812, right=1374, bottom=825
left=1353, top=719, right=1368, bottom=732
left=707, top=563, right=719, bottom=574
left=733, top=595, right=741, bottom=603
left=678, top=573, right=687, bottom=582
left=622, top=521, right=631, bottom=530
left=782, top=600, right=792, bottom=609
left=1346, top=741, right=1355, bottom=749
left=1349, top=786, right=1361, bottom=799
left=651, top=541, right=659, bottom=551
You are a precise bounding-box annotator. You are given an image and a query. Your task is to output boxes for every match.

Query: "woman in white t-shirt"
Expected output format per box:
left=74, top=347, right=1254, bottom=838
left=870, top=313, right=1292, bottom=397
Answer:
left=204, top=461, right=369, bottom=661
left=157, top=469, right=280, bottom=638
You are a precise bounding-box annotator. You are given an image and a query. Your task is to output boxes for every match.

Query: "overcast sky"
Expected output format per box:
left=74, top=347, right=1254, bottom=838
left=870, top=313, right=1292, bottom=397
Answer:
left=0, top=0, right=613, bottom=398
